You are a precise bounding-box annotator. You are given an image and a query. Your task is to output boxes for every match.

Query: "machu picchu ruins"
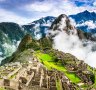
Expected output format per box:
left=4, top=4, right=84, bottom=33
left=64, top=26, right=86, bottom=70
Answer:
left=0, top=54, right=77, bottom=90
left=0, top=48, right=96, bottom=90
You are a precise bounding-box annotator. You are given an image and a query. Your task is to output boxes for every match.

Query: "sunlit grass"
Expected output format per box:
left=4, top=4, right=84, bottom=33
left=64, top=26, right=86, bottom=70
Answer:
left=38, top=53, right=52, bottom=61
left=0, top=87, right=6, bottom=90
left=35, top=51, right=81, bottom=83
left=43, top=61, right=80, bottom=83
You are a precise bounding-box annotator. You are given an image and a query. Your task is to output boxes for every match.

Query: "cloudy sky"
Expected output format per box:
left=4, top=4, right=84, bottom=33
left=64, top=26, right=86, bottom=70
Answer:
left=0, top=0, right=96, bottom=24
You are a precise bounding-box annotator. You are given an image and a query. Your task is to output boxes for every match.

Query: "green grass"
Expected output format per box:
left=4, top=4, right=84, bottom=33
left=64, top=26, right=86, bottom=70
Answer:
left=56, top=79, right=62, bottom=90
left=0, top=87, right=6, bottom=90
left=66, top=72, right=80, bottom=83
left=37, top=53, right=52, bottom=61
left=9, top=73, right=17, bottom=79
left=35, top=51, right=81, bottom=83
left=43, top=61, right=81, bottom=83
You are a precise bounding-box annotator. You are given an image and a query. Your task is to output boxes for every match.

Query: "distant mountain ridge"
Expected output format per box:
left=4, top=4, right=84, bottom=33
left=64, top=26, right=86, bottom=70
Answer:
left=0, top=22, right=25, bottom=61
left=23, top=10, right=96, bottom=39
left=0, top=10, right=96, bottom=61
left=69, top=10, right=96, bottom=33
left=22, top=16, right=55, bottom=39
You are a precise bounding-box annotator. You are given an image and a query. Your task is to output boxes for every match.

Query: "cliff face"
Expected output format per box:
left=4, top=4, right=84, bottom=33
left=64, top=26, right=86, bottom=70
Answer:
left=17, top=34, right=32, bottom=52
left=50, top=14, right=76, bottom=32
left=50, top=14, right=95, bottom=41
left=0, top=22, right=25, bottom=61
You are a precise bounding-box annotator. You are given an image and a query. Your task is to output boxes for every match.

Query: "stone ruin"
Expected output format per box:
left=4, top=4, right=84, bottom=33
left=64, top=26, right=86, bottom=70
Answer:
left=0, top=57, right=78, bottom=90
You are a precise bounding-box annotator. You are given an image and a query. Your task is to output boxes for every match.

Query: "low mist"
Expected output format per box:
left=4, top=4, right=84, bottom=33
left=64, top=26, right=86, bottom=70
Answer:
left=52, top=31, right=96, bottom=67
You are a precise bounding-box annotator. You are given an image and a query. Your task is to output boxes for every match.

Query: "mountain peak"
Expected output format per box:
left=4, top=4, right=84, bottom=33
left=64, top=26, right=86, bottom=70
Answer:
left=50, top=14, right=76, bottom=34
left=18, top=34, right=32, bottom=51
left=31, top=16, right=55, bottom=25
left=49, top=14, right=93, bottom=40
left=58, top=14, right=68, bottom=18
left=83, top=10, right=90, bottom=14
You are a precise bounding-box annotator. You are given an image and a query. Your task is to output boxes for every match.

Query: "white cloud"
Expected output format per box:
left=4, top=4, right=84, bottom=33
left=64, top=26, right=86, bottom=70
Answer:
left=24, top=0, right=96, bottom=17
left=50, top=16, right=96, bottom=67
left=0, top=9, right=33, bottom=25
left=53, top=30, right=96, bottom=67
left=24, top=0, right=76, bottom=15
left=0, top=0, right=96, bottom=24
left=25, top=1, right=53, bottom=12
left=93, top=1, right=96, bottom=6
left=76, top=20, right=96, bottom=29
left=85, top=21, right=96, bottom=29
left=0, top=57, right=4, bottom=63
left=0, top=52, right=3, bottom=55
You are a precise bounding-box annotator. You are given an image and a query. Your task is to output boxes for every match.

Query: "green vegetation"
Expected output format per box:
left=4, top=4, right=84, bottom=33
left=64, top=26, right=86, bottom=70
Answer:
left=87, top=66, right=96, bottom=88
left=56, top=79, right=62, bottom=90
left=9, top=72, right=17, bottom=79
left=0, top=87, right=6, bottom=90
left=35, top=51, right=81, bottom=83
left=39, top=37, right=52, bottom=50
left=35, top=51, right=52, bottom=61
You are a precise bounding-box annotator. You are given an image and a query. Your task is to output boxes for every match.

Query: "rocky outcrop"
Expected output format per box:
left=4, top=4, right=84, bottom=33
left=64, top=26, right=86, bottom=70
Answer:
left=50, top=14, right=76, bottom=34
left=18, top=34, right=32, bottom=51
left=50, top=14, right=96, bottom=41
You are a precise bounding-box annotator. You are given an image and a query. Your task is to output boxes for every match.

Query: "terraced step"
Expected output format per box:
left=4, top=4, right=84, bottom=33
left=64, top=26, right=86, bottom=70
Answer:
left=0, top=59, right=78, bottom=90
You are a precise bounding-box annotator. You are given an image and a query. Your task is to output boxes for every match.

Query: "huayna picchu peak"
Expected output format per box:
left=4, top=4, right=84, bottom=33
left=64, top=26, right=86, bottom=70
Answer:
left=50, top=14, right=96, bottom=41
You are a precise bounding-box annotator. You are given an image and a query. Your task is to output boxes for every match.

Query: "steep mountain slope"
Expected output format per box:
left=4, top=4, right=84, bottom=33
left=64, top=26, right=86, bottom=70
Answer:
left=0, top=16, right=55, bottom=62
left=23, top=11, right=96, bottom=40
left=50, top=14, right=92, bottom=40
left=0, top=10, right=96, bottom=64
left=1, top=13, right=96, bottom=64
left=0, top=22, right=25, bottom=61
left=0, top=32, right=96, bottom=90
left=49, top=14, right=96, bottom=68
left=22, top=16, right=55, bottom=40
